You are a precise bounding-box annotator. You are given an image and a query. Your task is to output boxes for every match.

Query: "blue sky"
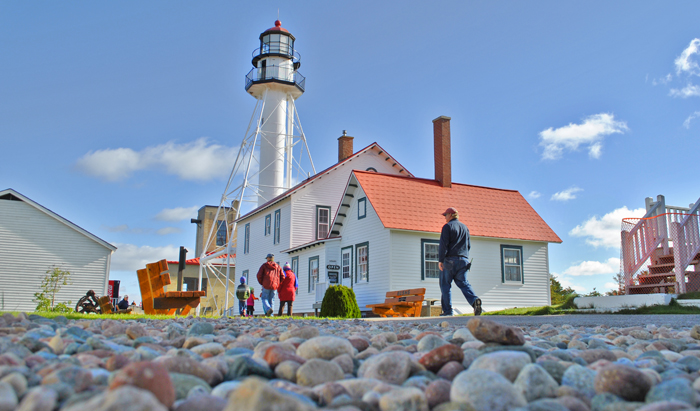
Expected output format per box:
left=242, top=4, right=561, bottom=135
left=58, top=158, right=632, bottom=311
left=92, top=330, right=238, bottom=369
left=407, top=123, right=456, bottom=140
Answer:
left=2, top=1, right=699, bottom=302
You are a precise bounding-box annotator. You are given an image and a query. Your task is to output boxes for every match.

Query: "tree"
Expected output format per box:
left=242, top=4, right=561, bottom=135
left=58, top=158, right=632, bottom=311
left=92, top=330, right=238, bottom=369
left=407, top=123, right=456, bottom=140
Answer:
left=550, top=275, right=576, bottom=305
left=584, top=287, right=602, bottom=297
left=34, top=266, right=73, bottom=312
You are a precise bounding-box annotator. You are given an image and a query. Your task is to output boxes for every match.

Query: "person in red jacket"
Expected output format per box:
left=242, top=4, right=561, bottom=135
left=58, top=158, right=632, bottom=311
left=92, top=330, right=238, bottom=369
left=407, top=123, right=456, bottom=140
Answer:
left=278, top=263, right=298, bottom=316
left=256, top=253, right=284, bottom=316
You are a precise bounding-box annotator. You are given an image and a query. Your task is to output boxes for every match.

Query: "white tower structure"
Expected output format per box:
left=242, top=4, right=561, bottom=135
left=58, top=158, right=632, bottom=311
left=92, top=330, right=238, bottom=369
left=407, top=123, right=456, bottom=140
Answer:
left=196, top=20, right=315, bottom=316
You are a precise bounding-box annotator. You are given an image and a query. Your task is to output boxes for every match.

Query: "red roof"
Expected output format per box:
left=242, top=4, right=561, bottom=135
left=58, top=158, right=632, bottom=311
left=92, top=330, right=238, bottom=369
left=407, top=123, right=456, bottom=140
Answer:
left=352, top=171, right=561, bottom=243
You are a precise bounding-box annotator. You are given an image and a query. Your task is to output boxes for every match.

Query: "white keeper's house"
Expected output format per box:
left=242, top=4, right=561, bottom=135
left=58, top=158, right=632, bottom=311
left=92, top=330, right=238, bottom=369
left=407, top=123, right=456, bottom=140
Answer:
left=235, top=117, right=561, bottom=315
left=0, top=189, right=116, bottom=312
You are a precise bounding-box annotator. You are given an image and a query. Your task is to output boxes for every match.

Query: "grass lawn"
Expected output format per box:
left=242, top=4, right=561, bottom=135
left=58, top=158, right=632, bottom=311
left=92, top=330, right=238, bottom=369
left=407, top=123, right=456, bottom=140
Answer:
left=0, top=311, right=351, bottom=321
left=481, top=294, right=700, bottom=316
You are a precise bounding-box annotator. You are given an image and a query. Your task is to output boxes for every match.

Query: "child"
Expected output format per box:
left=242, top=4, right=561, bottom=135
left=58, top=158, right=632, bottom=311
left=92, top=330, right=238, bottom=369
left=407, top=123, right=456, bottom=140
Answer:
left=235, top=276, right=253, bottom=317
left=246, top=288, right=258, bottom=317
left=278, top=263, right=298, bottom=316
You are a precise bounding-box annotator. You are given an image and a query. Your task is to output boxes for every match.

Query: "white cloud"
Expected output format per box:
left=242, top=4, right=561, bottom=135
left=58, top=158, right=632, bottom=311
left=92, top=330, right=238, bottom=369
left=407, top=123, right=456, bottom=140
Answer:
left=156, top=227, right=182, bottom=236
left=110, top=243, right=179, bottom=272
left=684, top=111, right=700, bottom=129
left=604, top=282, right=620, bottom=290
left=675, top=38, right=700, bottom=76
left=652, top=73, right=673, bottom=86
left=552, top=273, right=588, bottom=294
left=155, top=206, right=199, bottom=222
left=539, top=113, right=629, bottom=160
left=551, top=187, right=582, bottom=202
left=528, top=191, right=541, bottom=199
left=569, top=206, right=646, bottom=248
left=669, top=83, right=700, bottom=98
left=76, top=138, right=238, bottom=182
left=103, top=224, right=129, bottom=232
left=563, top=257, right=620, bottom=277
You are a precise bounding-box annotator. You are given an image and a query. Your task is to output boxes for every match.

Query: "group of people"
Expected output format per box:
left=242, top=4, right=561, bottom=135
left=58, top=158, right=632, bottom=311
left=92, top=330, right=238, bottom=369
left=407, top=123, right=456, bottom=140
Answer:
left=236, top=253, right=298, bottom=317
left=232, top=206, right=480, bottom=318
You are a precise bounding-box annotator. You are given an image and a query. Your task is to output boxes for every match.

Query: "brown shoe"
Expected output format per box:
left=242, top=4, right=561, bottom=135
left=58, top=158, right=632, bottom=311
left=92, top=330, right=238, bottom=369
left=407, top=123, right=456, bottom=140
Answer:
left=473, top=298, right=482, bottom=316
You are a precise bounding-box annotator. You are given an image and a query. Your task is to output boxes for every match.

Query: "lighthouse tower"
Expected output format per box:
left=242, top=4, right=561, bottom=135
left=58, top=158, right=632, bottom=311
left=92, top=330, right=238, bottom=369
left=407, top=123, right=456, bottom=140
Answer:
left=246, top=20, right=306, bottom=206
left=197, top=21, right=315, bottom=316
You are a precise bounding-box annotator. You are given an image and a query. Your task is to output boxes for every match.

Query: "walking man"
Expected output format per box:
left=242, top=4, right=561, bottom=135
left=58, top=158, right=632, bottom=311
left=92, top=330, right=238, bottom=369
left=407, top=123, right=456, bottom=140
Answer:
left=438, top=207, right=482, bottom=316
left=256, top=253, right=284, bottom=316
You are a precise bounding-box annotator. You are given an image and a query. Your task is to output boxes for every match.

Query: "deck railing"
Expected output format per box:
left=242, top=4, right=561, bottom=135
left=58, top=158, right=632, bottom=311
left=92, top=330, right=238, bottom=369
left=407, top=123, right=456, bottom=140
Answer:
left=671, top=199, right=700, bottom=293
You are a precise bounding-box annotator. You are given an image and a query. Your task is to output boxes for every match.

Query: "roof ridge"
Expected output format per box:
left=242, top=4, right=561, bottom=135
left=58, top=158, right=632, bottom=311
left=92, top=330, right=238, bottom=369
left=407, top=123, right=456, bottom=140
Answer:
left=353, top=170, right=519, bottom=193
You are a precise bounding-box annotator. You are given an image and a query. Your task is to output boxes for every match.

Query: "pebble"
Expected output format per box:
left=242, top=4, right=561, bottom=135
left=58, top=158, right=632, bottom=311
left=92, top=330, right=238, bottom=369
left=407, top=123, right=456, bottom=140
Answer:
left=468, top=350, right=531, bottom=382
left=0, top=382, right=18, bottom=411
left=451, top=369, right=527, bottom=410
left=296, top=359, right=344, bottom=386
left=109, top=360, right=175, bottom=407
left=0, top=313, right=699, bottom=410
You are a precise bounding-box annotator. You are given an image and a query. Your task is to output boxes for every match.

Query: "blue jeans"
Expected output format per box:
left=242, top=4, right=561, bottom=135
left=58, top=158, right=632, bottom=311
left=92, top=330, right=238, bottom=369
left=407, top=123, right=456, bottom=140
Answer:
left=238, top=300, right=246, bottom=316
left=440, top=257, right=478, bottom=315
left=260, top=288, right=275, bottom=315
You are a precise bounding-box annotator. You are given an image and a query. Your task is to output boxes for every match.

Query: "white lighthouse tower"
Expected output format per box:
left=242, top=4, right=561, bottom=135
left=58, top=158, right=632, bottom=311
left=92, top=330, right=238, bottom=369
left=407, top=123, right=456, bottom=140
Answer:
left=196, top=20, right=315, bottom=315
left=246, top=20, right=306, bottom=205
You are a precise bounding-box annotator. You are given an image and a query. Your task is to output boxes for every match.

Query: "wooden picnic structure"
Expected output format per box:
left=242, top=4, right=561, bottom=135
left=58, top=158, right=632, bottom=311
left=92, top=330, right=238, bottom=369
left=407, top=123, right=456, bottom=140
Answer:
left=137, top=259, right=206, bottom=315
left=366, top=288, right=426, bottom=317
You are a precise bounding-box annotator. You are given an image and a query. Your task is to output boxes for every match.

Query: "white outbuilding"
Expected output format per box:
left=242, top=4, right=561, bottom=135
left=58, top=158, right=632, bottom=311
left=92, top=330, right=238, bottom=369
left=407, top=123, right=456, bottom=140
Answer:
left=0, top=189, right=116, bottom=312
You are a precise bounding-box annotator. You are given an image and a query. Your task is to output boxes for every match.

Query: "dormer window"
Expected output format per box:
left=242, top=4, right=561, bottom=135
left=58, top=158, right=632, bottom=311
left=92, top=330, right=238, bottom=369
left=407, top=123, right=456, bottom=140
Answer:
left=316, top=206, right=331, bottom=240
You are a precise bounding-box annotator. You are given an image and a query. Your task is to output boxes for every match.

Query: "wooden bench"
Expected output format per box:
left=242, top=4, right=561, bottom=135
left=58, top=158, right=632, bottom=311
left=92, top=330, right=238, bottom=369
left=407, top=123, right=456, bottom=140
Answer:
left=137, top=259, right=206, bottom=316
left=366, top=288, right=426, bottom=317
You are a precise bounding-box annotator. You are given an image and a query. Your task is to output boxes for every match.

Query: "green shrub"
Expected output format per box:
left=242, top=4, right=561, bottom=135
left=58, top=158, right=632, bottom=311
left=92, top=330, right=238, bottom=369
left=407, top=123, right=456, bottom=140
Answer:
left=319, top=285, right=361, bottom=318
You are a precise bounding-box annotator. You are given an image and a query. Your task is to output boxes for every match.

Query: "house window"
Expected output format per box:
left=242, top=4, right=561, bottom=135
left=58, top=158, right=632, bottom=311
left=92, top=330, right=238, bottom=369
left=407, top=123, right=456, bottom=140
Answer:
left=242, top=270, right=249, bottom=282
left=264, top=214, right=271, bottom=236
left=501, top=245, right=524, bottom=283
left=183, top=277, right=208, bottom=293
left=274, top=209, right=281, bottom=245
left=316, top=206, right=331, bottom=240
left=341, top=247, right=352, bottom=280
left=309, top=256, right=319, bottom=292
left=421, top=239, right=440, bottom=280
left=216, top=220, right=227, bottom=246
left=358, top=197, right=366, bottom=219
left=356, top=242, right=368, bottom=282
left=244, top=223, right=250, bottom=254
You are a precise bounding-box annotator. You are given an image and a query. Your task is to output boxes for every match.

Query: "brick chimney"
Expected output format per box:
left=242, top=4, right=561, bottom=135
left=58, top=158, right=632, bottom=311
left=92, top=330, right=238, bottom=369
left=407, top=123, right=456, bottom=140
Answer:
left=338, top=130, right=354, bottom=162
left=433, top=116, right=452, bottom=188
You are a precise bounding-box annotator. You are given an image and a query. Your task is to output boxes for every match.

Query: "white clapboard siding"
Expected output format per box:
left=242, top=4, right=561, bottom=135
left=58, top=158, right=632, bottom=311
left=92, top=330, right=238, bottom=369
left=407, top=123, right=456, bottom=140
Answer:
left=0, top=198, right=114, bottom=312
left=235, top=198, right=292, bottom=314
left=335, top=185, right=391, bottom=310
left=390, top=229, right=550, bottom=312
left=290, top=146, right=407, bottom=247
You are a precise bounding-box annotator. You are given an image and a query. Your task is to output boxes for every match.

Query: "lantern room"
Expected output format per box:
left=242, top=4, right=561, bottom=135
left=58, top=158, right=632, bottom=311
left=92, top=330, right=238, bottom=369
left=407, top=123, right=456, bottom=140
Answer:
left=246, top=20, right=304, bottom=98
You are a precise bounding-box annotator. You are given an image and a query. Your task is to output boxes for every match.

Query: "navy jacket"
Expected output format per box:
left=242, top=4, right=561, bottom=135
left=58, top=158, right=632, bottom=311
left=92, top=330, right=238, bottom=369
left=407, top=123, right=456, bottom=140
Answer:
left=438, top=218, right=470, bottom=263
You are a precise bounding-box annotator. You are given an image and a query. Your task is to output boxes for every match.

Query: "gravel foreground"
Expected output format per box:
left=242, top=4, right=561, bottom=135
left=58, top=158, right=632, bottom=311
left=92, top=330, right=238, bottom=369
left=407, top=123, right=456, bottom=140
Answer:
left=1, top=313, right=700, bottom=411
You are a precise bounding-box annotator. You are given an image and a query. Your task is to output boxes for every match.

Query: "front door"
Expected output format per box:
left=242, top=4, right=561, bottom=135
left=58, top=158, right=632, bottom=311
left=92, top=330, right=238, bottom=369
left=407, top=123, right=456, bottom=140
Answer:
left=341, top=248, right=352, bottom=287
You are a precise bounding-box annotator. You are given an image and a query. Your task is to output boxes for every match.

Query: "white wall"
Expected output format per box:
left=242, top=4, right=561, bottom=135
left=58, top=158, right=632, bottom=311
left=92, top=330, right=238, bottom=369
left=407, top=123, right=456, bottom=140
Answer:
left=336, top=185, right=391, bottom=310
left=234, top=198, right=292, bottom=314
left=0, top=199, right=113, bottom=312
left=390, top=230, right=551, bottom=313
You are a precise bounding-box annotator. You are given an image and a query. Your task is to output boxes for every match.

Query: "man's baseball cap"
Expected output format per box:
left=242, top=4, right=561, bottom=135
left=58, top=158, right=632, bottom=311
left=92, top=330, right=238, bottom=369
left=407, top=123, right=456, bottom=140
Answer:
left=441, top=207, right=458, bottom=216
left=266, top=253, right=274, bottom=258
